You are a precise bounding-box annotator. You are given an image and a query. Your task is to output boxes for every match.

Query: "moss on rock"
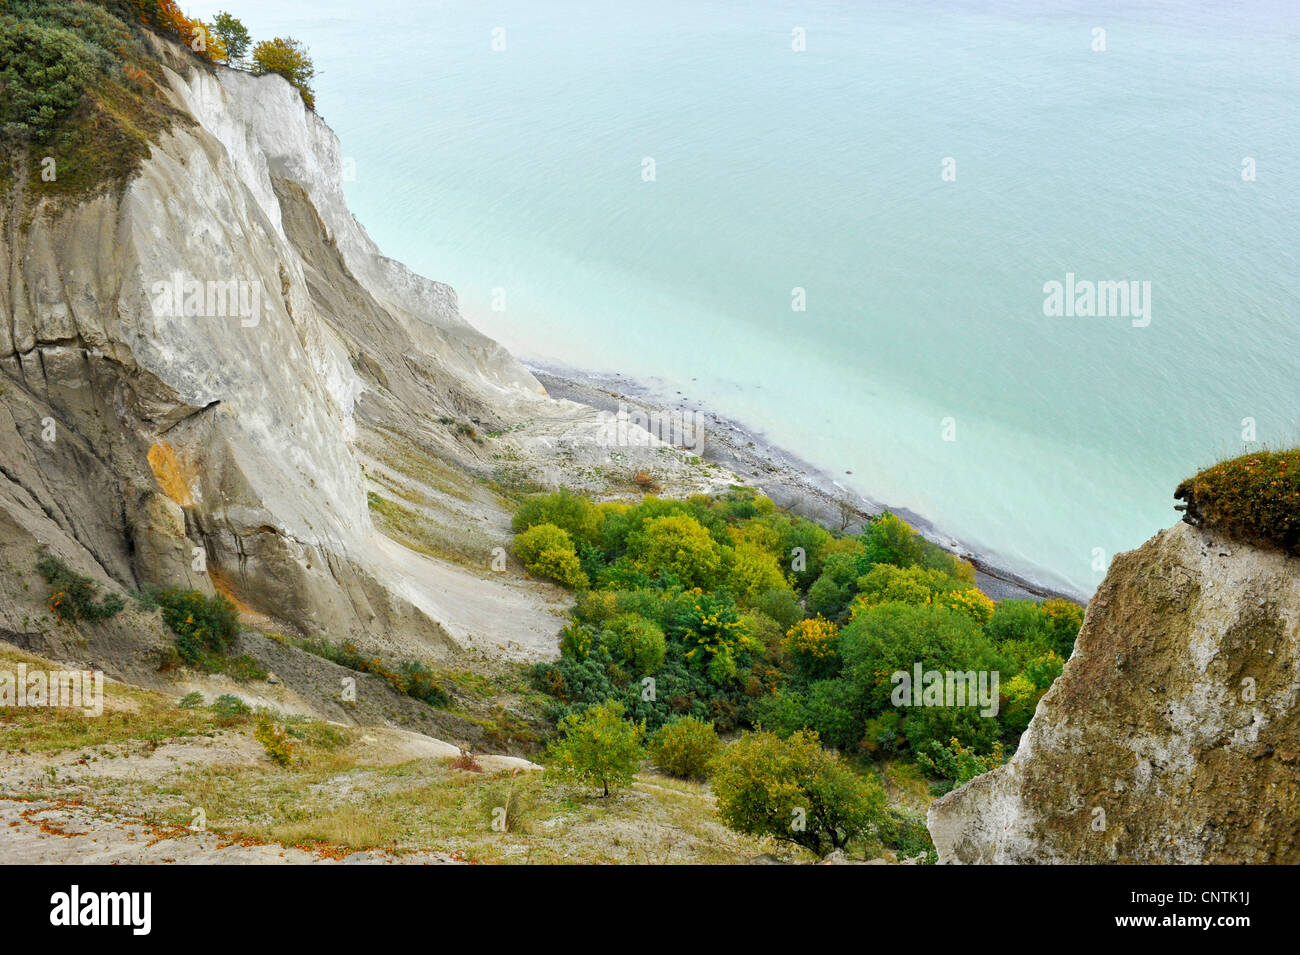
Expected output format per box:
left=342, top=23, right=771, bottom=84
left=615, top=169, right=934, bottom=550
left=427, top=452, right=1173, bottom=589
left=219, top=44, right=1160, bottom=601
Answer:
left=1175, top=449, right=1300, bottom=555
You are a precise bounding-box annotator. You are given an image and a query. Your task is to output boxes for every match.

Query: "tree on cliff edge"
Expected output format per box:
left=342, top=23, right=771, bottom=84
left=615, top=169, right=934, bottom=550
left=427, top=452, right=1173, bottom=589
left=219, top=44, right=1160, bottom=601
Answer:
left=252, top=36, right=316, bottom=110
left=211, top=11, right=251, bottom=66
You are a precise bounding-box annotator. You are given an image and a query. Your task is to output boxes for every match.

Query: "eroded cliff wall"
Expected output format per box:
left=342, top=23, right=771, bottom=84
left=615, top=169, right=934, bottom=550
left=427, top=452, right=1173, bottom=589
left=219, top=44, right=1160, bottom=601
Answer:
left=0, top=38, right=727, bottom=666
left=928, top=521, right=1300, bottom=863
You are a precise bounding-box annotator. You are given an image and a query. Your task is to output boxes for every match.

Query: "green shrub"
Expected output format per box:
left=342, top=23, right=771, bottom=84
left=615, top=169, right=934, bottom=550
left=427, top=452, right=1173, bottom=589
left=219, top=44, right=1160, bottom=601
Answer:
left=740, top=609, right=785, bottom=657
left=750, top=689, right=811, bottom=738
left=783, top=616, right=841, bottom=680
left=0, top=1, right=188, bottom=199
left=648, top=716, right=721, bottom=779
left=755, top=587, right=802, bottom=630
left=726, top=541, right=788, bottom=604
left=155, top=589, right=239, bottom=663
left=915, top=737, right=1004, bottom=794
left=776, top=518, right=832, bottom=591
left=35, top=554, right=125, bottom=621
left=626, top=513, right=723, bottom=589
left=0, top=11, right=108, bottom=140
left=987, top=598, right=1083, bottom=659
left=512, top=522, right=589, bottom=589
left=805, top=552, right=860, bottom=620
left=1001, top=650, right=1064, bottom=734
left=210, top=694, right=250, bottom=720
left=1040, top=598, right=1084, bottom=657
left=547, top=700, right=645, bottom=797
left=178, top=691, right=203, bottom=709
left=1176, top=450, right=1300, bottom=554
left=254, top=714, right=294, bottom=766
left=838, top=602, right=1006, bottom=753
left=711, top=729, right=887, bottom=856
left=599, top=614, right=667, bottom=675
left=802, top=679, right=859, bottom=750
left=675, top=591, right=757, bottom=684
left=857, top=512, right=974, bottom=582
left=855, top=563, right=961, bottom=607
left=884, top=807, right=936, bottom=864
left=857, top=513, right=926, bottom=571
left=318, top=641, right=451, bottom=708
left=394, top=660, right=451, bottom=708
left=512, top=489, right=605, bottom=547
left=986, top=599, right=1048, bottom=644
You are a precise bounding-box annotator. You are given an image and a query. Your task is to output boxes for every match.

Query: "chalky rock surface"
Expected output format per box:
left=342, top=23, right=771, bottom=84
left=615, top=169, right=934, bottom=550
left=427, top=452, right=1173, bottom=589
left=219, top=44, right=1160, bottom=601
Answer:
left=928, top=522, right=1300, bottom=864
left=0, top=38, right=729, bottom=667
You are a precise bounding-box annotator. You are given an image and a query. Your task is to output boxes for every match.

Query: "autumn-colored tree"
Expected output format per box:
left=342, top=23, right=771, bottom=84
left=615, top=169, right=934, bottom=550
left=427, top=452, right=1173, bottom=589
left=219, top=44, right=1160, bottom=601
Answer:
left=131, top=0, right=218, bottom=63
left=251, top=36, right=316, bottom=109
left=189, top=21, right=226, bottom=64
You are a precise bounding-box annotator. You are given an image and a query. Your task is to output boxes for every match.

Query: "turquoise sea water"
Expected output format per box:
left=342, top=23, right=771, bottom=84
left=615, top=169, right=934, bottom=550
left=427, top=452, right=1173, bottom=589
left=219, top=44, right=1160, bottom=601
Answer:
left=195, top=0, right=1300, bottom=594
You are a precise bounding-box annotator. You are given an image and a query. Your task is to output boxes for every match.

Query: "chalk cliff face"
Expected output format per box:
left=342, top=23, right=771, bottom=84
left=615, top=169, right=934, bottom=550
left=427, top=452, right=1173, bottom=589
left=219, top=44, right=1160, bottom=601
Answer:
left=0, top=38, right=726, bottom=665
left=928, top=521, right=1300, bottom=864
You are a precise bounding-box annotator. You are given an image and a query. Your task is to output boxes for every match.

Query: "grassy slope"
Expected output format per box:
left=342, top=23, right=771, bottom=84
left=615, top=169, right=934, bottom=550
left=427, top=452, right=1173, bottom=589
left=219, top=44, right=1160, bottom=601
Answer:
left=0, top=642, right=793, bottom=863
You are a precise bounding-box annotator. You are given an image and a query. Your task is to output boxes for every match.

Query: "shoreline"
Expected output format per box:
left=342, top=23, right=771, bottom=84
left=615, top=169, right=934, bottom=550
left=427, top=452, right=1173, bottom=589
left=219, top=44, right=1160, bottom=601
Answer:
left=529, top=362, right=1085, bottom=605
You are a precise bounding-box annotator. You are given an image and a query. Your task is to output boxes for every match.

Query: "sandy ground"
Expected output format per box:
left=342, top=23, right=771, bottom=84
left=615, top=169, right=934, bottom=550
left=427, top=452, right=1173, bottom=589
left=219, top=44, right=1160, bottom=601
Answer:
left=0, top=725, right=536, bottom=864
left=372, top=535, right=570, bottom=661
left=0, top=799, right=461, bottom=864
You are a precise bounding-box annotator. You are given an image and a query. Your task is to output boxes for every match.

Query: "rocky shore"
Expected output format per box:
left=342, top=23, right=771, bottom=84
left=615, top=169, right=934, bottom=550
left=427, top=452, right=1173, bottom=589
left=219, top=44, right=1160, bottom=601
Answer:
left=531, top=364, right=1077, bottom=604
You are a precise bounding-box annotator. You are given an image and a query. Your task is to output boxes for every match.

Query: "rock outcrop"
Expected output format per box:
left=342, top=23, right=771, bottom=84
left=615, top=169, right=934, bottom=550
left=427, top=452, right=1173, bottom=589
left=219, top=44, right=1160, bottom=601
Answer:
left=928, top=521, right=1300, bottom=863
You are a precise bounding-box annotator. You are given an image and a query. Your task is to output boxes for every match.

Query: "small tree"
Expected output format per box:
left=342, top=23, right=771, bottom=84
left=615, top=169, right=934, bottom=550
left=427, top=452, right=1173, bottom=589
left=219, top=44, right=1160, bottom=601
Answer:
left=251, top=36, right=316, bottom=109
left=711, top=729, right=887, bottom=856
left=211, top=11, right=252, bottom=65
left=547, top=700, right=644, bottom=797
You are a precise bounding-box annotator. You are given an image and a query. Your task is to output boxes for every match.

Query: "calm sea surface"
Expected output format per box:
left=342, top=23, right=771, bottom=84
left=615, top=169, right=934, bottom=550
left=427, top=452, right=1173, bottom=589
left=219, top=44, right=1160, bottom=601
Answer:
left=193, top=0, right=1300, bottom=593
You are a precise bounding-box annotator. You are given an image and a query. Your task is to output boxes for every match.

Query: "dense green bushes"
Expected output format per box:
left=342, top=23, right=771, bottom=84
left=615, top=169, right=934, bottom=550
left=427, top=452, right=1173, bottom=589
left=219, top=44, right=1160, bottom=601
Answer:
left=0, top=9, right=111, bottom=140
left=519, top=487, right=1085, bottom=807
left=299, top=637, right=451, bottom=708
left=155, top=588, right=238, bottom=659
left=151, top=588, right=267, bottom=680
left=0, top=2, right=310, bottom=198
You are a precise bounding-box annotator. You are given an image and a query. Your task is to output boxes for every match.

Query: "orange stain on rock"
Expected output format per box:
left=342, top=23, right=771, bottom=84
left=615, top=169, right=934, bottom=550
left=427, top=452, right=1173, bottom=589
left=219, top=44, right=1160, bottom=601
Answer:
left=147, top=442, right=195, bottom=507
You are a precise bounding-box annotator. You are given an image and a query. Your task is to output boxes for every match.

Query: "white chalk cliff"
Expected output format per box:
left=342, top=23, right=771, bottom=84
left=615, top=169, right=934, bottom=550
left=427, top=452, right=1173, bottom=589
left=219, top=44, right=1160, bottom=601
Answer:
left=0, top=37, right=726, bottom=665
